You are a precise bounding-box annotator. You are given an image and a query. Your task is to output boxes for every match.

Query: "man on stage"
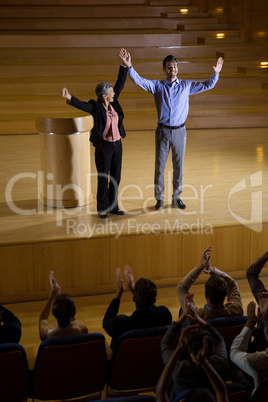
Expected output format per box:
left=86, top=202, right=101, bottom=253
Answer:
left=120, top=50, right=223, bottom=210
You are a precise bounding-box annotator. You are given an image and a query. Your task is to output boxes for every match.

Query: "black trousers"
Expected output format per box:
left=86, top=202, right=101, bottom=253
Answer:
left=94, top=139, right=122, bottom=213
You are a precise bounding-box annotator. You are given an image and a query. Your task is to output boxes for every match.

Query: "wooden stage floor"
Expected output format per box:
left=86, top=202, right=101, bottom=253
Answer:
left=1, top=127, right=267, bottom=245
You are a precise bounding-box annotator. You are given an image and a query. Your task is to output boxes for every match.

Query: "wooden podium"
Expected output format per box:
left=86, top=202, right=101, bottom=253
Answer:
left=36, top=116, right=94, bottom=208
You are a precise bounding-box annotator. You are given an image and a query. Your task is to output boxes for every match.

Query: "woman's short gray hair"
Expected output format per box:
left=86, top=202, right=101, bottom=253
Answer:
left=95, top=82, right=112, bottom=99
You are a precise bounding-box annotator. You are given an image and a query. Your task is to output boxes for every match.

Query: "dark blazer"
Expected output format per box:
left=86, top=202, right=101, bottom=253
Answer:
left=68, top=65, right=128, bottom=149
left=103, top=298, right=172, bottom=350
left=0, top=305, right=21, bottom=344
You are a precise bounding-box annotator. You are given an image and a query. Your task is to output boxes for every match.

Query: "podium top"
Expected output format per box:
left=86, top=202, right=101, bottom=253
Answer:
left=36, top=116, right=93, bottom=134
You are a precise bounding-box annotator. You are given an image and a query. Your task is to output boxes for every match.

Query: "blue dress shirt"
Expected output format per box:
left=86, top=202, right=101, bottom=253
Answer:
left=128, top=66, right=219, bottom=126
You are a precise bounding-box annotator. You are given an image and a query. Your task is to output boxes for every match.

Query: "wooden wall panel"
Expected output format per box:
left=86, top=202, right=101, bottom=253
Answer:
left=181, top=225, right=251, bottom=277
left=250, top=221, right=268, bottom=265
left=0, top=223, right=267, bottom=303
left=0, top=244, right=34, bottom=296
left=145, top=232, right=182, bottom=282
left=33, top=238, right=111, bottom=292
left=110, top=234, right=146, bottom=281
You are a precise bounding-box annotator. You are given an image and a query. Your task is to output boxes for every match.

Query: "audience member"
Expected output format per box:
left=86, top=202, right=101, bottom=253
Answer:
left=246, top=250, right=268, bottom=304
left=178, top=247, right=243, bottom=319
left=246, top=250, right=268, bottom=351
left=157, top=325, right=229, bottom=402
left=0, top=304, right=21, bottom=344
left=103, top=265, right=172, bottom=349
left=160, top=294, right=229, bottom=401
left=230, top=293, right=268, bottom=396
left=39, top=271, right=88, bottom=341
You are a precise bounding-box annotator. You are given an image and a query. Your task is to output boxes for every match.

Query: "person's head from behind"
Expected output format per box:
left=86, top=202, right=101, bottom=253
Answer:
left=52, top=294, right=76, bottom=328
left=188, top=328, right=214, bottom=363
left=186, top=387, right=216, bottom=402
left=95, top=82, right=114, bottom=103
left=205, top=276, right=227, bottom=307
left=133, top=277, right=157, bottom=310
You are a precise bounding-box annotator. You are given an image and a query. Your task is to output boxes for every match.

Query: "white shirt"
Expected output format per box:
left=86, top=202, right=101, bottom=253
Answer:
left=230, top=321, right=268, bottom=393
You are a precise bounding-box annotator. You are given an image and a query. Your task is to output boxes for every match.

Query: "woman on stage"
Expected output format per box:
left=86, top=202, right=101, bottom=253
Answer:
left=62, top=50, right=128, bottom=219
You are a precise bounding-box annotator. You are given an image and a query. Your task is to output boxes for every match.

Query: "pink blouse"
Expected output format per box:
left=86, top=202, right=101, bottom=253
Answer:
left=102, top=104, right=121, bottom=142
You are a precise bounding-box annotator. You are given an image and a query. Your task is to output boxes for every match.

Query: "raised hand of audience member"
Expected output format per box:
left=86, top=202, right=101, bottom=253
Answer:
left=184, top=292, right=194, bottom=310
left=123, top=264, right=135, bottom=294
left=259, top=291, right=268, bottom=320
left=156, top=323, right=198, bottom=402
left=178, top=324, right=199, bottom=351
left=192, top=335, right=229, bottom=402
left=246, top=301, right=258, bottom=329
left=187, top=302, right=207, bottom=327
left=49, top=270, right=61, bottom=299
left=198, top=246, right=212, bottom=271
left=204, top=253, right=215, bottom=275
left=115, top=267, right=125, bottom=300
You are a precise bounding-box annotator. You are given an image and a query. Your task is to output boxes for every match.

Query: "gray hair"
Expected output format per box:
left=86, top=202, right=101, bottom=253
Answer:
left=95, top=82, right=112, bottom=99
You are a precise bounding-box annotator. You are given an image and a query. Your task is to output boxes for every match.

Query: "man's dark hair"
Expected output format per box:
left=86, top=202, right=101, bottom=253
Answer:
left=133, top=278, right=157, bottom=310
left=188, top=328, right=214, bottom=357
left=52, top=294, right=76, bottom=328
left=162, top=55, right=178, bottom=68
left=205, top=276, right=228, bottom=305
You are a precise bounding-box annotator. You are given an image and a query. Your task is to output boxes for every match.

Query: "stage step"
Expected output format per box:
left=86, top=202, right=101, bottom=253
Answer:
left=0, top=33, right=182, bottom=48
left=1, top=90, right=267, bottom=113
left=0, top=17, right=200, bottom=32
left=0, top=59, right=264, bottom=77
left=198, top=36, right=245, bottom=44
left=182, top=30, right=241, bottom=44
left=0, top=44, right=262, bottom=62
left=1, top=110, right=267, bottom=135
left=0, top=0, right=155, bottom=4
left=149, top=0, right=190, bottom=5
left=178, top=23, right=228, bottom=31
left=0, top=5, right=193, bottom=19
left=0, top=73, right=266, bottom=96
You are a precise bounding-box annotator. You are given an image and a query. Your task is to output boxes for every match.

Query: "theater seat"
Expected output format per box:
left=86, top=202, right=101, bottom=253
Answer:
left=206, top=316, right=248, bottom=353
left=250, top=377, right=268, bottom=402
left=106, top=326, right=169, bottom=397
left=0, top=343, right=29, bottom=402
left=31, top=333, right=107, bottom=401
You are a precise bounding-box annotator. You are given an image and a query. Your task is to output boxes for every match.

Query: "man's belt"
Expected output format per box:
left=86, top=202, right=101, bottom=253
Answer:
left=159, top=122, right=185, bottom=130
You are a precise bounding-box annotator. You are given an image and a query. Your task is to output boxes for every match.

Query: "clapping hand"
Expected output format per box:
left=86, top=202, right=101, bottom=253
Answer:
left=246, top=301, right=258, bottom=328
left=199, top=246, right=212, bottom=271
left=49, top=270, right=61, bottom=299
left=259, top=291, right=268, bottom=321
left=116, top=267, right=125, bottom=293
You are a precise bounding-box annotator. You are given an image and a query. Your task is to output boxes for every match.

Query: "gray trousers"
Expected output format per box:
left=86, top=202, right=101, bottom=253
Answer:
left=154, top=124, right=187, bottom=200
